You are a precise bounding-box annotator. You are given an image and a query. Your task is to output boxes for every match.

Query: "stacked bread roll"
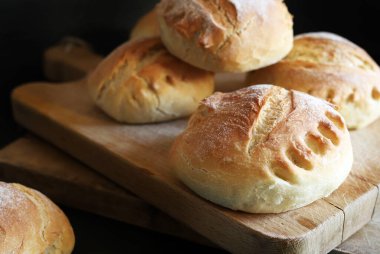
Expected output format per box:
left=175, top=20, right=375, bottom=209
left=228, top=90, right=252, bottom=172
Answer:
left=156, top=0, right=293, bottom=72
left=86, top=0, right=380, bottom=213
left=0, top=182, right=74, bottom=253
left=88, top=0, right=294, bottom=124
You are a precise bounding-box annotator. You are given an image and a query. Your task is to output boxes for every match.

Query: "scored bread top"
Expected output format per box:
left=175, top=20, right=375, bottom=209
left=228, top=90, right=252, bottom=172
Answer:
left=87, top=37, right=214, bottom=123
left=0, top=182, right=74, bottom=253
left=288, top=33, right=379, bottom=71
left=157, top=0, right=293, bottom=72
left=171, top=85, right=353, bottom=213
left=247, top=32, right=380, bottom=129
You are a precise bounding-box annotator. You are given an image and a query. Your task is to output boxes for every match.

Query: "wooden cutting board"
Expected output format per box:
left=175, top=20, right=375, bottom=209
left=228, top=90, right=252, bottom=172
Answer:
left=1, top=138, right=379, bottom=254
left=12, top=73, right=380, bottom=254
left=0, top=136, right=211, bottom=246
left=11, top=41, right=380, bottom=253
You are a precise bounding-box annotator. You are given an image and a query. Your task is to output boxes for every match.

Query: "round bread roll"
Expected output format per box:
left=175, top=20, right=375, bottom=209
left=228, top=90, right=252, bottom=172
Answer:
left=247, top=32, right=380, bottom=129
left=156, top=0, right=293, bottom=73
left=170, top=85, right=353, bottom=213
left=87, top=37, right=214, bottom=123
left=130, top=9, right=160, bottom=39
left=0, top=182, right=74, bottom=253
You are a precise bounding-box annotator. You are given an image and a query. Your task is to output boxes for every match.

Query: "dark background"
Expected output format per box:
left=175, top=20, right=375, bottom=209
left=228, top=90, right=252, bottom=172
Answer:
left=1, top=0, right=379, bottom=253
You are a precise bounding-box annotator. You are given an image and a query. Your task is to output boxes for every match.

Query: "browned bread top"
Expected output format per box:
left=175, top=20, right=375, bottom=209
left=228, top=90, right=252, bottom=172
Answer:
left=171, top=85, right=353, bottom=213
left=0, top=182, right=75, bottom=253
left=157, top=0, right=293, bottom=72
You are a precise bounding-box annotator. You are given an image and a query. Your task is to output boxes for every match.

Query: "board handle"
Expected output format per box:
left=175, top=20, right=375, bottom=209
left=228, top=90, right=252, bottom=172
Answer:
left=43, top=37, right=103, bottom=82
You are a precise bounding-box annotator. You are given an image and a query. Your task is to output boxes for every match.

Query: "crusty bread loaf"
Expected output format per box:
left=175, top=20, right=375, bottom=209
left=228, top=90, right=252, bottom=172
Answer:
left=87, top=37, right=214, bottom=123
left=0, top=182, right=74, bottom=253
left=156, top=0, right=293, bottom=73
left=130, top=9, right=160, bottom=39
left=247, top=32, right=380, bottom=129
left=170, top=85, right=353, bottom=213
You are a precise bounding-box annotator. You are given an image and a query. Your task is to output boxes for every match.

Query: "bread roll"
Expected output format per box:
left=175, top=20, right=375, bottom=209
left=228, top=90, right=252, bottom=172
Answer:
left=87, top=37, right=214, bottom=123
left=170, top=85, right=353, bottom=213
left=130, top=9, right=160, bottom=39
left=0, top=182, right=74, bottom=253
left=156, top=0, right=293, bottom=73
left=247, top=32, right=380, bottom=129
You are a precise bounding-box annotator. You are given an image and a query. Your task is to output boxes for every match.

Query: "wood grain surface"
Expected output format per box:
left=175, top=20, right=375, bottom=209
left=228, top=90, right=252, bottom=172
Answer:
left=11, top=78, right=380, bottom=253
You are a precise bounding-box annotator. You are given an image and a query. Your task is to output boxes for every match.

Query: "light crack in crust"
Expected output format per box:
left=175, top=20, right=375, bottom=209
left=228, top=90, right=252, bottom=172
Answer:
left=16, top=238, right=24, bottom=253
left=12, top=184, right=55, bottom=253
left=191, top=0, right=236, bottom=52
left=191, top=0, right=251, bottom=56
left=18, top=187, right=50, bottom=242
left=248, top=87, right=293, bottom=153
left=138, top=74, right=174, bottom=118
left=195, top=0, right=237, bottom=31
left=96, top=61, right=127, bottom=101
left=213, top=12, right=257, bottom=60
left=96, top=42, right=165, bottom=103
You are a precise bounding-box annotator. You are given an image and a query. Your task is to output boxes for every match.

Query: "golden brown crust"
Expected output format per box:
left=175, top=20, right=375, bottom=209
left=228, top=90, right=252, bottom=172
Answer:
left=87, top=37, right=214, bottom=123
left=130, top=9, right=160, bottom=40
left=247, top=32, right=380, bottom=129
left=156, top=0, right=293, bottom=72
left=170, top=85, right=352, bottom=213
left=0, top=182, right=74, bottom=253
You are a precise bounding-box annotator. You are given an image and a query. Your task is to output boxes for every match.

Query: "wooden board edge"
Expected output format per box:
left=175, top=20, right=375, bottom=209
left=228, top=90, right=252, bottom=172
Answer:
left=324, top=175, right=378, bottom=242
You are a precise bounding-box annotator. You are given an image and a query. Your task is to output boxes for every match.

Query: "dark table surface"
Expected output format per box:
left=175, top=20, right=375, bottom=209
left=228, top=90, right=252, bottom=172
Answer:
left=1, top=0, right=380, bottom=253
